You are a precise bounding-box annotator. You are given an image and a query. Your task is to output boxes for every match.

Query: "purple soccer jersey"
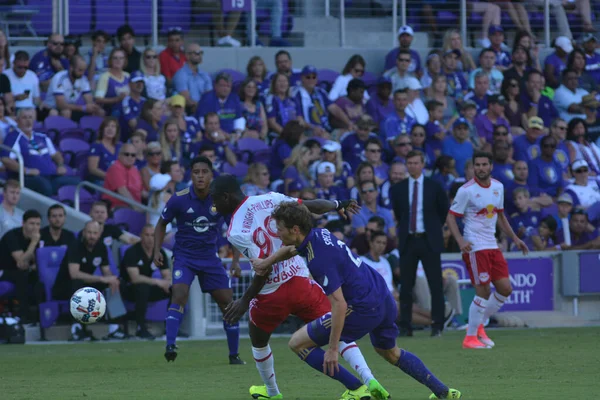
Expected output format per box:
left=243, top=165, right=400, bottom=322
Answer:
left=297, top=228, right=399, bottom=350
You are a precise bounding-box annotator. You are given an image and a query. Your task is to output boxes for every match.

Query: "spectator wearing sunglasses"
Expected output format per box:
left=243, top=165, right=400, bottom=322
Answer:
left=140, top=48, right=166, bottom=101
left=549, top=117, right=571, bottom=173
left=384, top=25, right=422, bottom=77
left=4, top=51, right=41, bottom=111
left=159, top=27, right=186, bottom=84
left=29, top=33, right=69, bottom=92
left=328, top=54, right=370, bottom=102
left=564, top=159, right=600, bottom=209
left=384, top=49, right=416, bottom=93
left=103, top=143, right=145, bottom=209
left=352, top=179, right=396, bottom=237
left=527, top=135, right=564, bottom=198
left=173, top=43, right=211, bottom=112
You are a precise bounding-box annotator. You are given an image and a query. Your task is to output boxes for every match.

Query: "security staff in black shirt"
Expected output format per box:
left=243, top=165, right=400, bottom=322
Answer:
left=121, top=224, right=171, bottom=340
left=40, top=204, right=76, bottom=247
left=88, top=201, right=139, bottom=246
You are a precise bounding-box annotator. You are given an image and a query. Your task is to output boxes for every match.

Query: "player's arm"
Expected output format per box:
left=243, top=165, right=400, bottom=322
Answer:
left=250, top=245, right=298, bottom=277
left=223, top=273, right=268, bottom=324
left=446, top=187, right=471, bottom=252
left=303, top=199, right=360, bottom=218
left=327, top=287, right=347, bottom=352
left=119, top=232, right=139, bottom=245
left=497, top=212, right=529, bottom=255
left=229, top=247, right=242, bottom=278
left=153, top=218, right=169, bottom=267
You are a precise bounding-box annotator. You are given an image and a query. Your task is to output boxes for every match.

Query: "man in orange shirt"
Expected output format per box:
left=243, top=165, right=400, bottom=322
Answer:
left=103, top=143, right=145, bottom=208
left=159, top=28, right=186, bottom=85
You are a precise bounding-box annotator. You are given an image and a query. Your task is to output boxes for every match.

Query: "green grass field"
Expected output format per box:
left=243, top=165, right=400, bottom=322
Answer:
left=1, top=327, right=598, bottom=400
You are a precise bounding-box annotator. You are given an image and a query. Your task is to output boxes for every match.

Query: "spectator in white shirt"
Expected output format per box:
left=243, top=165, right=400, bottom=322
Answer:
left=404, top=77, right=429, bottom=125
left=564, top=159, right=600, bottom=209
left=45, top=55, right=105, bottom=121
left=0, top=180, right=24, bottom=239
left=360, top=231, right=398, bottom=306
left=328, top=54, right=370, bottom=103
left=3, top=51, right=41, bottom=110
left=553, top=68, right=589, bottom=122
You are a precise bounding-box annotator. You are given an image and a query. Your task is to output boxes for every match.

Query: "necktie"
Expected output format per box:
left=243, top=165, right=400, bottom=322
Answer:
left=410, top=180, right=418, bottom=233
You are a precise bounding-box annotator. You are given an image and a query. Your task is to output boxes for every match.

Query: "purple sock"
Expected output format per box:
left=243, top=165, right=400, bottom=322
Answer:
left=395, top=349, right=448, bottom=398
left=298, top=347, right=362, bottom=390
left=223, top=320, right=240, bottom=356
left=165, top=305, right=184, bottom=346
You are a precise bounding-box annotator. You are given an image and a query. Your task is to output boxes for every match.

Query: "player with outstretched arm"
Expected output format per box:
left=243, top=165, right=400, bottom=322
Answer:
left=251, top=201, right=462, bottom=399
left=154, top=156, right=244, bottom=364
left=446, top=151, right=528, bottom=349
left=210, top=174, right=389, bottom=400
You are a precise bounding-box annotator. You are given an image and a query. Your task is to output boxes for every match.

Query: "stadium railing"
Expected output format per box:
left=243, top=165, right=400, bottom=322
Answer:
left=73, top=181, right=158, bottom=216
left=0, top=143, right=26, bottom=188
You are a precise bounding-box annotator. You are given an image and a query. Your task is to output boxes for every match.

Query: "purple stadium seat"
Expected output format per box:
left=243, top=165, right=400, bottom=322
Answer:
left=44, top=116, right=78, bottom=142
left=97, top=245, right=120, bottom=277
left=128, top=0, right=152, bottom=36
left=223, top=161, right=249, bottom=178
left=26, top=0, right=53, bottom=36
left=59, top=137, right=90, bottom=155
left=257, top=0, right=292, bottom=37
left=317, top=69, right=339, bottom=92
left=0, top=281, right=15, bottom=298
left=236, top=137, right=270, bottom=165
left=68, top=0, right=93, bottom=35
left=215, top=68, right=245, bottom=84
left=59, top=128, right=90, bottom=142
left=113, top=208, right=146, bottom=236
left=160, top=0, right=192, bottom=33
left=96, top=0, right=125, bottom=34
left=79, top=115, right=103, bottom=141
left=36, top=246, right=69, bottom=329
left=57, top=185, right=94, bottom=209
left=541, top=204, right=559, bottom=219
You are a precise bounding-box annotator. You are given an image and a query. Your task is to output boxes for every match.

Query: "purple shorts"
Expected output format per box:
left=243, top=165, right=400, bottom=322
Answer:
left=172, top=257, right=231, bottom=293
left=307, top=292, right=398, bottom=350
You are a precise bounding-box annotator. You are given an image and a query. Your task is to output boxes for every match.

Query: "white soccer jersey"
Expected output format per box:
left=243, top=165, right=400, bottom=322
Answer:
left=227, top=192, right=309, bottom=295
left=449, top=178, right=504, bottom=252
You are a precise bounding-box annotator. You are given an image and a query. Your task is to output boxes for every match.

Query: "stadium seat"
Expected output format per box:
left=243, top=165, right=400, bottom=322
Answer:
left=317, top=69, right=339, bottom=92
left=112, top=208, right=146, bottom=236
left=57, top=185, right=94, bottom=210
left=68, top=0, right=92, bottom=35
left=128, top=0, right=152, bottom=36
left=215, top=68, right=245, bottom=84
left=79, top=116, right=103, bottom=143
left=45, top=116, right=79, bottom=145
left=25, top=0, right=52, bottom=36
left=0, top=281, right=15, bottom=298
left=223, top=161, right=249, bottom=178
left=59, top=138, right=91, bottom=168
left=100, top=245, right=120, bottom=277
left=36, top=246, right=68, bottom=329
left=95, top=0, right=125, bottom=35
left=236, top=137, right=271, bottom=165
left=160, top=0, right=191, bottom=33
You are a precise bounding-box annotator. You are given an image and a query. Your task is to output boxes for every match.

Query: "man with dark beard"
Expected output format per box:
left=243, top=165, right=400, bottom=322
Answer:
left=29, top=33, right=70, bottom=92
left=40, top=204, right=75, bottom=247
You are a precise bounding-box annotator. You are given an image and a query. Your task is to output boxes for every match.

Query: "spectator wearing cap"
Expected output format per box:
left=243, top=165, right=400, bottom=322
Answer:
left=384, top=49, right=416, bottom=93
left=328, top=54, right=370, bottom=102
left=140, top=47, right=166, bottom=101
left=29, top=33, right=70, bottom=92
left=582, top=95, right=600, bottom=143
left=564, top=159, right=600, bottom=208
left=119, top=70, right=146, bottom=138
left=117, top=25, right=142, bottom=74
left=468, top=48, right=504, bottom=94
left=315, top=161, right=348, bottom=204
left=1, top=108, right=80, bottom=196
left=169, top=95, right=200, bottom=145
left=293, top=65, right=354, bottom=136
left=5, top=51, right=42, bottom=111
left=384, top=25, right=422, bottom=77
left=341, top=115, right=377, bottom=171
left=424, top=75, right=458, bottom=127
left=333, top=78, right=366, bottom=127
left=94, top=48, right=131, bottom=116
left=568, top=49, right=598, bottom=94
left=503, top=46, right=530, bottom=89
left=527, top=135, right=564, bottom=197
left=554, top=193, right=573, bottom=231
left=265, top=72, right=298, bottom=137
left=196, top=72, right=245, bottom=136
left=441, top=117, right=473, bottom=177
left=159, top=28, right=186, bottom=84
left=544, top=36, right=573, bottom=89
left=582, top=34, right=600, bottom=83
left=269, top=120, right=304, bottom=181
left=87, top=117, right=121, bottom=184
left=103, top=143, right=144, bottom=209
left=474, top=94, right=510, bottom=146
left=286, top=180, right=304, bottom=198
left=521, top=69, right=559, bottom=128
left=365, top=77, right=394, bottom=127
left=554, top=68, right=589, bottom=122
left=404, top=77, right=428, bottom=125
left=380, top=89, right=416, bottom=143
left=353, top=179, right=396, bottom=237
left=86, top=30, right=110, bottom=88
left=0, top=180, right=23, bottom=239
left=514, top=116, right=545, bottom=162
left=441, top=49, right=468, bottom=101
left=44, top=54, right=104, bottom=122
left=488, top=25, right=511, bottom=70
left=390, top=134, right=412, bottom=165
left=241, top=162, right=270, bottom=196
left=464, top=71, right=492, bottom=114
left=557, top=208, right=600, bottom=250
left=311, top=140, right=353, bottom=189
left=62, top=35, right=80, bottom=60
left=173, top=43, right=211, bottom=112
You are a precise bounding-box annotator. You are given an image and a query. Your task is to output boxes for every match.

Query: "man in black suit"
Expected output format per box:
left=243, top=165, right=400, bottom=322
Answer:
left=390, top=150, right=449, bottom=336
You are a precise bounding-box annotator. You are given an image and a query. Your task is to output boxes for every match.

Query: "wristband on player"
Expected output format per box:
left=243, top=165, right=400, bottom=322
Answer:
left=335, top=200, right=352, bottom=211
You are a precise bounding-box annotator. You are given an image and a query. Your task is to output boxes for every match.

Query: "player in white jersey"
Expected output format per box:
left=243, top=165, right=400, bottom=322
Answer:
left=210, top=174, right=390, bottom=400
left=446, top=152, right=528, bottom=349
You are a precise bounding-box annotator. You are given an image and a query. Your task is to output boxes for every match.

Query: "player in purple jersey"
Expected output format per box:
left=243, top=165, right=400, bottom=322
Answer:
left=154, top=156, right=244, bottom=365
left=252, top=202, right=462, bottom=399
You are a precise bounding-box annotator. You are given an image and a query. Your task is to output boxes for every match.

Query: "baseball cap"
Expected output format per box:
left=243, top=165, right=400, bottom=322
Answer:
left=347, top=78, right=366, bottom=91
left=489, top=25, right=504, bottom=35
left=557, top=193, right=573, bottom=204
left=487, top=94, right=506, bottom=105
left=322, top=140, right=341, bottom=153
left=169, top=94, right=186, bottom=108
left=397, top=25, right=414, bottom=36
left=528, top=116, right=544, bottom=130
left=149, top=173, right=172, bottom=191
left=555, top=36, right=574, bottom=53
left=130, top=70, right=145, bottom=83
left=403, top=77, right=422, bottom=91
left=443, top=49, right=461, bottom=58
left=571, top=159, right=589, bottom=171
left=582, top=33, right=597, bottom=43
left=287, top=180, right=304, bottom=192
left=317, top=161, right=336, bottom=175
left=453, top=117, right=469, bottom=129
left=301, top=65, right=318, bottom=76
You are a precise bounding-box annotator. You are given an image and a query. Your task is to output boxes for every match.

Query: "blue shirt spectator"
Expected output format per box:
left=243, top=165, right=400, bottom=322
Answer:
left=352, top=183, right=396, bottom=237
left=514, top=117, right=545, bottom=162
left=341, top=119, right=378, bottom=171
left=173, top=46, right=213, bottom=105
left=384, top=26, right=422, bottom=74
left=195, top=74, right=245, bottom=134
left=441, top=118, right=473, bottom=176
left=29, top=34, right=70, bottom=86
left=527, top=135, right=564, bottom=197
left=380, top=90, right=415, bottom=143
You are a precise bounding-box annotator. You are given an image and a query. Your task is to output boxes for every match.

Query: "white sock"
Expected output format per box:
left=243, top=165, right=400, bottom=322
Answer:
left=482, top=293, right=507, bottom=321
left=339, top=341, right=374, bottom=384
left=466, top=296, right=488, bottom=336
left=108, top=324, right=119, bottom=334
left=252, top=345, right=280, bottom=396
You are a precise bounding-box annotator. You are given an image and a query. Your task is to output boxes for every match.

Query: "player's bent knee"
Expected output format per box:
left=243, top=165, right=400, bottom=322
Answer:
left=374, top=346, right=400, bottom=364
left=170, top=284, right=189, bottom=306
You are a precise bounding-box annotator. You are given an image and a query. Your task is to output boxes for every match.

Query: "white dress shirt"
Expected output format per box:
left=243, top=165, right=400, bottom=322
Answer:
left=408, top=173, right=425, bottom=233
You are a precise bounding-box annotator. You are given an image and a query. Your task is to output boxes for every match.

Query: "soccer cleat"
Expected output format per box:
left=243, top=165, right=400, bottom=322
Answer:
left=477, top=324, right=495, bottom=347
left=429, top=388, right=462, bottom=399
left=368, top=378, right=391, bottom=399
left=229, top=353, right=246, bottom=365
left=136, top=327, right=156, bottom=341
left=102, top=328, right=130, bottom=341
left=462, top=335, right=491, bottom=349
left=249, top=385, right=283, bottom=399
left=339, top=384, right=371, bottom=400
left=165, top=344, right=178, bottom=362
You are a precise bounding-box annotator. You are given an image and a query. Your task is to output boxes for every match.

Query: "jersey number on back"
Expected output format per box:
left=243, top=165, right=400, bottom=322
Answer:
left=252, top=216, right=279, bottom=256
left=337, top=240, right=361, bottom=268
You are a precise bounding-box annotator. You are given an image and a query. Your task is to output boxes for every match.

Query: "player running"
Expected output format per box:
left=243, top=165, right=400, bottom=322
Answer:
left=446, top=151, right=528, bottom=350
left=154, top=156, right=244, bottom=364
left=210, top=174, right=389, bottom=400
left=252, top=201, right=462, bottom=399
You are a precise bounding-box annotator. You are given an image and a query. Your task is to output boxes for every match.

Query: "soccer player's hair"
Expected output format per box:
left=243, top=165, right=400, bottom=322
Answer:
left=406, top=149, right=425, bottom=163
left=368, top=216, right=385, bottom=229
left=14, top=50, right=29, bottom=62
left=275, top=50, right=291, bottom=61
left=190, top=156, right=213, bottom=171
left=271, top=202, right=314, bottom=235
left=369, top=230, right=388, bottom=242
left=3, top=179, right=20, bottom=191
left=211, top=174, right=243, bottom=197
left=160, top=160, right=178, bottom=175
left=91, top=200, right=108, bottom=211
left=23, top=209, right=41, bottom=222
left=472, top=151, right=493, bottom=164
left=47, top=203, right=65, bottom=218
left=512, top=187, right=530, bottom=199
left=426, top=99, right=443, bottom=112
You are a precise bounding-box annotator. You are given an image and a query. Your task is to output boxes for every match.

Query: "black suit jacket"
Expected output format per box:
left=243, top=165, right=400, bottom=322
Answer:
left=390, top=177, right=449, bottom=253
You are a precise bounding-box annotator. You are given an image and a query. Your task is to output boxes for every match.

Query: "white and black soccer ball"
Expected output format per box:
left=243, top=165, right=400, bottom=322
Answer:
left=70, top=287, right=106, bottom=324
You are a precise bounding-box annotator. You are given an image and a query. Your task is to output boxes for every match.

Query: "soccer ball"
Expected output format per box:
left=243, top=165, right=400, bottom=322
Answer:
left=70, top=287, right=106, bottom=324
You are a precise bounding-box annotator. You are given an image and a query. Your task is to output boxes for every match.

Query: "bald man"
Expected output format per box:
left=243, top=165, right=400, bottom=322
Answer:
left=103, top=143, right=145, bottom=208
left=30, top=33, right=70, bottom=92
left=173, top=43, right=212, bottom=111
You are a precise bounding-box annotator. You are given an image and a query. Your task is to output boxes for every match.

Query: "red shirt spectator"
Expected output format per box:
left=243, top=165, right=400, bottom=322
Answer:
left=103, top=144, right=143, bottom=208
left=159, top=30, right=186, bottom=81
